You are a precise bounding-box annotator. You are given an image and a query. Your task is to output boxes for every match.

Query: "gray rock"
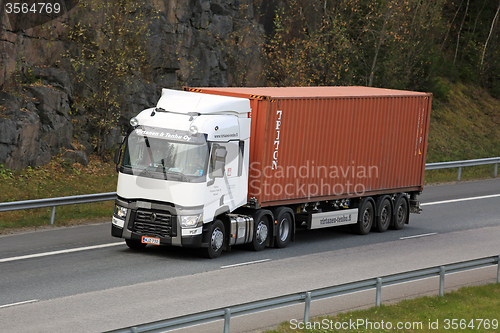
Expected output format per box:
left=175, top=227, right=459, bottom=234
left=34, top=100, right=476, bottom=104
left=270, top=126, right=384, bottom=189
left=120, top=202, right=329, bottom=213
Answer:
left=62, top=150, right=89, bottom=166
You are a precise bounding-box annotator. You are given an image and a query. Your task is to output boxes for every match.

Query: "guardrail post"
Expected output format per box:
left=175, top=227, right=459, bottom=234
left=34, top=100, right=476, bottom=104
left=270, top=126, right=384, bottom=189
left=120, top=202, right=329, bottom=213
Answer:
left=130, top=327, right=138, bottom=333
left=494, top=163, right=498, bottom=178
left=50, top=206, right=56, bottom=225
left=376, top=277, right=382, bottom=307
left=224, top=308, right=231, bottom=333
left=303, top=292, right=311, bottom=323
left=457, top=167, right=462, bottom=181
left=439, top=266, right=445, bottom=296
left=497, top=255, right=500, bottom=284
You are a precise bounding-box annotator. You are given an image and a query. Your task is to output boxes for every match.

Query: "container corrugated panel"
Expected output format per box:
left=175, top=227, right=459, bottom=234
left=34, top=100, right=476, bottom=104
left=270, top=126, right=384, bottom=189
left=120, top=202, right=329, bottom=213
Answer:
left=185, top=87, right=432, bottom=207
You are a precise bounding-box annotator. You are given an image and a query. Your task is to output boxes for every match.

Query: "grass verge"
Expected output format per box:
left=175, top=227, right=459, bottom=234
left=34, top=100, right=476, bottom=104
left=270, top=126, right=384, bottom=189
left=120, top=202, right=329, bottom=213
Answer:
left=0, top=153, right=117, bottom=234
left=268, top=283, right=500, bottom=333
left=424, top=81, right=500, bottom=184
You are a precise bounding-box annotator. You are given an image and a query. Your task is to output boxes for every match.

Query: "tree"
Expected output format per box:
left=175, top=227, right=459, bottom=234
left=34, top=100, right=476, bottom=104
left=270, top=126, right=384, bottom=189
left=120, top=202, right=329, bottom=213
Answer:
left=263, top=0, right=351, bottom=86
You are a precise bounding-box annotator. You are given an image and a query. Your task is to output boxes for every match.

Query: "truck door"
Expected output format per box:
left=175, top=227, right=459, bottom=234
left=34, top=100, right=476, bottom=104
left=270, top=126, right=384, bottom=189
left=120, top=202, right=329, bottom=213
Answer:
left=206, top=141, right=241, bottom=216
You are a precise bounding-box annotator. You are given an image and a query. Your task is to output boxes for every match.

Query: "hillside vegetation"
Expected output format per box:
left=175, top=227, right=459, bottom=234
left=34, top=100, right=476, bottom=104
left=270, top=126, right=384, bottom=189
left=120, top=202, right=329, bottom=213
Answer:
left=425, top=82, right=500, bottom=182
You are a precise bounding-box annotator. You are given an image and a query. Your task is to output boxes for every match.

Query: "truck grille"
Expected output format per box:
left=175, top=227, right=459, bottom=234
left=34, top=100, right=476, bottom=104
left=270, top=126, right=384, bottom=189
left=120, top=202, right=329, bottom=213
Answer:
left=132, top=210, right=174, bottom=238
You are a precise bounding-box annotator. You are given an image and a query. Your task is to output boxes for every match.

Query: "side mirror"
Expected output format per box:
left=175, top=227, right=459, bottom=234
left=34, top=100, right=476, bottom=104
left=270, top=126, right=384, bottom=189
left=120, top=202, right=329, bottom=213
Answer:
left=114, top=146, right=122, bottom=166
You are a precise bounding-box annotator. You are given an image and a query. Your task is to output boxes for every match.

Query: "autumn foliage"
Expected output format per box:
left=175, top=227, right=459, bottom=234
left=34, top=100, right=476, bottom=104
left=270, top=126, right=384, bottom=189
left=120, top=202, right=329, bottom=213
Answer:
left=263, top=0, right=500, bottom=99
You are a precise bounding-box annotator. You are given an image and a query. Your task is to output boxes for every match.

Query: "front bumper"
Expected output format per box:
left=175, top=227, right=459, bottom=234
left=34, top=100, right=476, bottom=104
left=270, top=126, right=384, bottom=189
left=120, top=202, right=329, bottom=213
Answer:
left=111, top=197, right=204, bottom=248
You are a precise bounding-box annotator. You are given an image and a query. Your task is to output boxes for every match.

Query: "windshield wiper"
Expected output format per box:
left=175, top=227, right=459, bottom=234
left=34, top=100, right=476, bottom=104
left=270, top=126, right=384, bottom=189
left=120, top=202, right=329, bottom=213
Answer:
left=166, top=169, right=189, bottom=182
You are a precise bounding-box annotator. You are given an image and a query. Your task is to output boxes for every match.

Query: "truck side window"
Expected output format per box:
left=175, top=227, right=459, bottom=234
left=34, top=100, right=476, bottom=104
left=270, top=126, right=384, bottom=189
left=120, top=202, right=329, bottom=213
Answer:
left=209, top=144, right=227, bottom=179
left=209, top=141, right=240, bottom=179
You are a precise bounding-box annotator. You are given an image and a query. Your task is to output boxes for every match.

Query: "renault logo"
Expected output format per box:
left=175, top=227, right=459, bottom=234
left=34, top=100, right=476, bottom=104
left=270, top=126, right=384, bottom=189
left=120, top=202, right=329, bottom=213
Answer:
left=151, top=213, right=157, bottom=222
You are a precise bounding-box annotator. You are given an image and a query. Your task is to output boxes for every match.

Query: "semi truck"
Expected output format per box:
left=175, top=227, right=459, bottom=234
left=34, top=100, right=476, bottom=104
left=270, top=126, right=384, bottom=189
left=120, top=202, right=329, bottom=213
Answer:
left=112, top=86, right=432, bottom=258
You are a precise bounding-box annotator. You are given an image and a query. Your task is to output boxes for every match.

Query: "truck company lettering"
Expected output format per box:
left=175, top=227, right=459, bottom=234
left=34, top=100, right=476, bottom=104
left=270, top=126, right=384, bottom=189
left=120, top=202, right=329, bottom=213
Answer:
left=272, top=110, right=282, bottom=170
left=320, top=214, right=351, bottom=225
left=214, top=133, right=238, bottom=139
left=135, top=128, right=193, bottom=142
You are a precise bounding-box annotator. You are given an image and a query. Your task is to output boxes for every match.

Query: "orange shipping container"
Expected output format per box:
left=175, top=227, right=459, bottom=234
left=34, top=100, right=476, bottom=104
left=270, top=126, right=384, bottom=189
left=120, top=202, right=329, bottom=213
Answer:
left=185, top=86, right=432, bottom=207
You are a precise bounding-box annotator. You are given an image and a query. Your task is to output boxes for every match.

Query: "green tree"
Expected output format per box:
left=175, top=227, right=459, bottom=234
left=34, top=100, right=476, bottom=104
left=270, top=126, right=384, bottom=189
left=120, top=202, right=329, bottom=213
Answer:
left=263, top=0, right=351, bottom=87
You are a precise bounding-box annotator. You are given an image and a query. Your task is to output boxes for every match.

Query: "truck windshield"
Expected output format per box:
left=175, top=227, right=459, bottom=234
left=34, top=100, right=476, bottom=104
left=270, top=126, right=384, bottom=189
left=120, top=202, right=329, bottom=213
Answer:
left=120, top=127, right=208, bottom=183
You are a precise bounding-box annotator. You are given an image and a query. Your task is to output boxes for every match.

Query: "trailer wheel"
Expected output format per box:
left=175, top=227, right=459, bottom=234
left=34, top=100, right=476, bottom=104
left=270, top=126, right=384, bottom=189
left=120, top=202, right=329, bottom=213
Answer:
left=203, top=220, right=225, bottom=259
left=250, top=214, right=270, bottom=251
left=125, top=239, right=147, bottom=250
left=392, top=195, right=408, bottom=230
left=357, top=198, right=374, bottom=235
left=376, top=198, right=392, bottom=232
left=274, top=208, right=294, bottom=248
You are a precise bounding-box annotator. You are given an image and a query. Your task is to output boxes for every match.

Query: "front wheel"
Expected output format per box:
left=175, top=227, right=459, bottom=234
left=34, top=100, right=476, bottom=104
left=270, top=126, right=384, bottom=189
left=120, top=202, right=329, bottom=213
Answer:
left=203, top=220, right=225, bottom=259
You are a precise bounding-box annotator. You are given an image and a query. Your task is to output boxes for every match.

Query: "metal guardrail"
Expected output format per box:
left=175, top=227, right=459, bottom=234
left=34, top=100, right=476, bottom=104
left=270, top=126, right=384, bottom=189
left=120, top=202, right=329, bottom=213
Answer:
left=105, top=255, right=500, bottom=333
left=425, top=157, right=500, bottom=181
left=0, top=192, right=117, bottom=225
left=0, top=158, right=498, bottom=224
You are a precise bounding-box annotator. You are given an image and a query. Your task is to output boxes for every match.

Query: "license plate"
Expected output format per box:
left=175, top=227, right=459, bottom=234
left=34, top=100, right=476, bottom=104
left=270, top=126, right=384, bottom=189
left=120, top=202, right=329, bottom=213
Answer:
left=141, top=236, right=160, bottom=245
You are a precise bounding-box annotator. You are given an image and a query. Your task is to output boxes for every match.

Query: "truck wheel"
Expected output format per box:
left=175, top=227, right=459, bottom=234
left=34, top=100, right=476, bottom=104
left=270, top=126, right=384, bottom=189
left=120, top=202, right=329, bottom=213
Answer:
left=356, top=198, right=374, bottom=235
left=250, top=215, right=270, bottom=251
left=274, top=208, right=294, bottom=248
left=375, top=198, right=392, bottom=232
left=392, top=195, right=408, bottom=230
left=125, top=239, right=147, bottom=250
left=204, top=220, right=225, bottom=259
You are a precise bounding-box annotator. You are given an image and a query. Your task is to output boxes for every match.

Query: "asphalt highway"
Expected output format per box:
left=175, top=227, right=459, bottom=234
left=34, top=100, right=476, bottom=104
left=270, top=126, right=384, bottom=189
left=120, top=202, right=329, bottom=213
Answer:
left=0, top=178, right=499, bottom=332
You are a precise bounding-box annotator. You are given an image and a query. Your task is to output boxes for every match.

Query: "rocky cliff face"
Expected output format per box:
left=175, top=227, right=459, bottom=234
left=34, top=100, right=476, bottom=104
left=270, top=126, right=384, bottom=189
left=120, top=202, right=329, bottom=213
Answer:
left=0, top=0, right=275, bottom=170
left=0, top=68, right=75, bottom=169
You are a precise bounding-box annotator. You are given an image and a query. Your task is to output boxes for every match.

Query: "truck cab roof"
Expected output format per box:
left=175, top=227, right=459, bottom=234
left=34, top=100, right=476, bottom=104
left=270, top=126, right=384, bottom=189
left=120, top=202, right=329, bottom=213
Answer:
left=157, top=88, right=251, bottom=116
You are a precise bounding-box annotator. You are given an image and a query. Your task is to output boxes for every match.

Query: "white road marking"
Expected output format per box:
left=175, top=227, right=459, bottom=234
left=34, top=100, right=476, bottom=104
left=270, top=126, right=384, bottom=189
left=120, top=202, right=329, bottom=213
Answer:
left=400, top=232, right=438, bottom=240
left=220, top=259, right=271, bottom=269
left=0, top=299, right=39, bottom=309
left=421, top=194, right=500, bottom=206
left=0, top=242, right=124, bottom=263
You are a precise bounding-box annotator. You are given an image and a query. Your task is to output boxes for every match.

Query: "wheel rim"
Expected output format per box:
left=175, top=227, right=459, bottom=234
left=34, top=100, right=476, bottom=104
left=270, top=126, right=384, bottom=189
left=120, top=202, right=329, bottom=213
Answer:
left=211, top=227, right=224, bottom=251
left=256, top=221, right=268, bottom=244
left=363, top=206, right=372, bottom=229
left=278, top=217, right=290, bottom=242
left=380, top=206, right=389, bottom=227
left=397, top=203, right=406, bottom=225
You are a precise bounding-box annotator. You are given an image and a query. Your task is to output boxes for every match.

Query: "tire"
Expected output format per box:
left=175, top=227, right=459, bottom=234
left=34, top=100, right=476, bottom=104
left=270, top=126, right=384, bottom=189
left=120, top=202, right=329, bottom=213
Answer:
left=356, top=198, right=374, bottom=235
left=375, top=197, right=392, bottom=232
left=274, top=208, right=294, bottom=248
left=125, top=238, right=147, bottom=250
left=392, top=194, right=408, bottom=230
left=203, top=220, right=225, bottom=259
left=249, top=214, right=270, bottom=251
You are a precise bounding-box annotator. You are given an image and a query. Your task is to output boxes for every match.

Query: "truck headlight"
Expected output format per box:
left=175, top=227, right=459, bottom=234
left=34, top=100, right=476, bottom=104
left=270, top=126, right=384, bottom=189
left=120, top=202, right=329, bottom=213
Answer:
left=114, top=205, right=127, bottom=220
left=180, top=214, right=203, bottom=228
